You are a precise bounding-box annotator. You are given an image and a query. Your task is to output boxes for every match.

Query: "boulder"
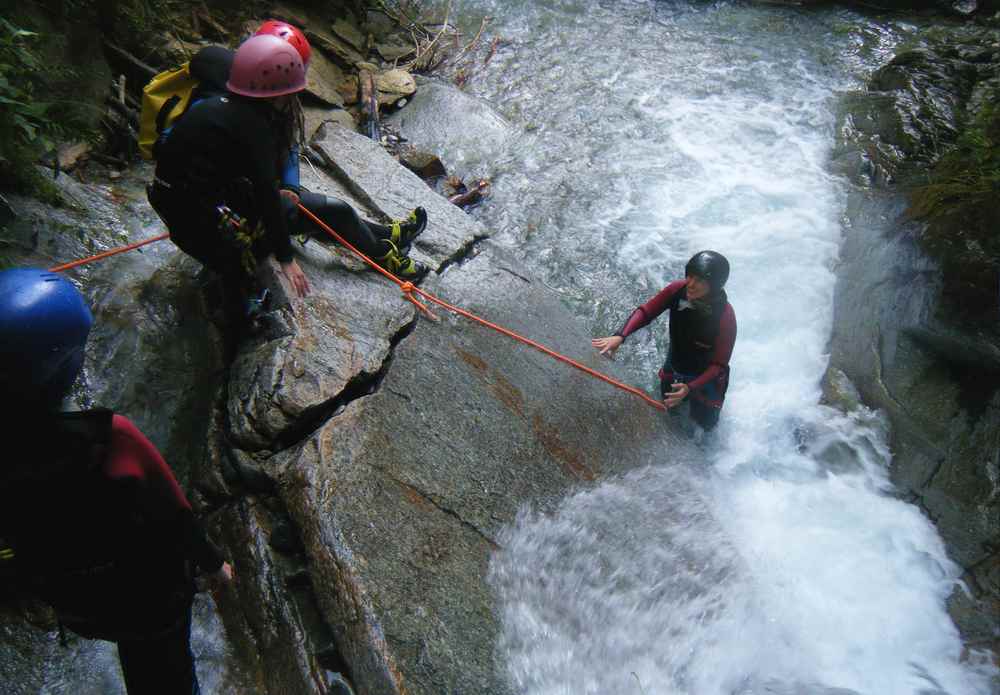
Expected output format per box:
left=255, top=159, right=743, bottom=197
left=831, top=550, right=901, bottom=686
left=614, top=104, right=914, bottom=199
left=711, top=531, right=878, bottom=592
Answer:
left=303, top=105, right=356, bottom=140
left=306, top=27, right=367, bottom=69
left=397, top=148, right=447, bottom=179
left=212, top=124, right=694, bottom=693
left=375, top=68, right=416, bottom=107
left=305, top=51, right=348, bottom=108
left=385, top=78, right=512, bottom=178
left=331, top=18, right=366, bottom=52
left=829, top=165, right=1000, bottom=659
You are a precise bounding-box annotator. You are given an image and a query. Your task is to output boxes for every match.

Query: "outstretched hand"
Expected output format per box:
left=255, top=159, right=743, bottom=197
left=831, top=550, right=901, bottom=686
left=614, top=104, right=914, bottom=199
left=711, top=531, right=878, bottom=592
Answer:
left=664, top=382, right=689, bottom=409
left=592, top=335, right=624, bottom=358
left=280, top=259, right=311, bottom=298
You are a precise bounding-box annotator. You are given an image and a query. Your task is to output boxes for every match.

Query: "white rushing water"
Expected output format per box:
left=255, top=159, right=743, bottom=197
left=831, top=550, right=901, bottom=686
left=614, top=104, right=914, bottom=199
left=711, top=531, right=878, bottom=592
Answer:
left=419, top=1, right=998, bottom=693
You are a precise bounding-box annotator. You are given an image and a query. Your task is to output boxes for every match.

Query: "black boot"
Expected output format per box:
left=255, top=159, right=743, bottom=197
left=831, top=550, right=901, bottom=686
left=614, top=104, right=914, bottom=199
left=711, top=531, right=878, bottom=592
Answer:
left=389, top=207, right=427, bottom=250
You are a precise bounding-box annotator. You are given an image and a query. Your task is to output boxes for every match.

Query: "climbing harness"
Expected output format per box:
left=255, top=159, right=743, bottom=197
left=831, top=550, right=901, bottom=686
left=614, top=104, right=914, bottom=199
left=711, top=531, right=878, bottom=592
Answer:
left=216, top=205, right=265, bottom=277
left=296, top=203, right=667, bottom=412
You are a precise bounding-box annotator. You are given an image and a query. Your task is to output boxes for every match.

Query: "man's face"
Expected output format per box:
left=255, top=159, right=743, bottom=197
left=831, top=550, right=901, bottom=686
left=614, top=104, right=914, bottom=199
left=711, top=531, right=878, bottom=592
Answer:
left=686, top=275, right=711, bottom=301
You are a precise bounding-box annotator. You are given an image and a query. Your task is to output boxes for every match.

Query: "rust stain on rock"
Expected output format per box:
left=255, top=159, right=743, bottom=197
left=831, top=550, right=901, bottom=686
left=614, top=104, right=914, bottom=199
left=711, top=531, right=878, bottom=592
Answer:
left=455, top=347, right=525, bottom=418
left=532, top=413, right=595, bottom=481
left=399, top=480, right=433, bottom=511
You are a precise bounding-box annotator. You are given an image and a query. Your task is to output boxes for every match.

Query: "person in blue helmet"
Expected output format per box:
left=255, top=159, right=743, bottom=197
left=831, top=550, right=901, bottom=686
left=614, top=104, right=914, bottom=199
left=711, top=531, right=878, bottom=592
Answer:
left=0, top=268, right=233, bottom=694
left=592, top=250, right=737, bottom=432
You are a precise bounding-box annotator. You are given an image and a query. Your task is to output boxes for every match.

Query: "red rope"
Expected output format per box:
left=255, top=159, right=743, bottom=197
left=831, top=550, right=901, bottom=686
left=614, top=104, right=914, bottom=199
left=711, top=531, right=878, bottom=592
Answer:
left=48, top=233, right=170, bottom=273
left=297, top=203, right=665, bottom=411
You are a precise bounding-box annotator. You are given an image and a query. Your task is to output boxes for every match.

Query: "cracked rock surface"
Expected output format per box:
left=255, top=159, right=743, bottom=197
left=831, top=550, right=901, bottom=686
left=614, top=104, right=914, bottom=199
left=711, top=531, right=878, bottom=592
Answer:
left=218, top=126, right=686, bottom=693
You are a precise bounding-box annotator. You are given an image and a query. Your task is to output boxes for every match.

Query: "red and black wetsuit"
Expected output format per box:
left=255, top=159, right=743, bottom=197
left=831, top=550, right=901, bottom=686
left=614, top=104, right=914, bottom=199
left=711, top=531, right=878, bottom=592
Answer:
left=616, top=280, right=737, bottom=429
left=0, top=409, right=223, bottom=694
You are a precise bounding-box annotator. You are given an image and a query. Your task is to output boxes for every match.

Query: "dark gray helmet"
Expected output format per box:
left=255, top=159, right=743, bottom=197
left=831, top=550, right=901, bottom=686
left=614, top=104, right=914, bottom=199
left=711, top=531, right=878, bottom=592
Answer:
left=685, top=250, right=730, bottom=291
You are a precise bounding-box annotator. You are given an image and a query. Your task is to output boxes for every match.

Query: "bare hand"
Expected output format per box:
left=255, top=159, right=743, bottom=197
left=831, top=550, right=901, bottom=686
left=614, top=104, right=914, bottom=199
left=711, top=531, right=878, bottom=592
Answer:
left=664, top=382, right=689, bottom=409
left=280, top=259, right=310, bottom=298
left=591, top=335, right=624, bottom=358
left=280, top=189, right=300, bottom=206
left=199, top=562, right=234, bottom=597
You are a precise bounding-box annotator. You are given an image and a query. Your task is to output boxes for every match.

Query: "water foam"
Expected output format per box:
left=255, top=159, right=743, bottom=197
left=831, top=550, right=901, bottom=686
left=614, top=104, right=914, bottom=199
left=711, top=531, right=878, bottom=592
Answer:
left=450, top=1, right=996, bottom=692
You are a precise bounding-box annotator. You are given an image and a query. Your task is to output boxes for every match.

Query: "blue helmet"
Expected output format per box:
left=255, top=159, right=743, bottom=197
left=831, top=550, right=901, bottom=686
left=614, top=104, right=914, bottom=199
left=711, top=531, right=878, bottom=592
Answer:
left=0, top=268, right=93, bottom=404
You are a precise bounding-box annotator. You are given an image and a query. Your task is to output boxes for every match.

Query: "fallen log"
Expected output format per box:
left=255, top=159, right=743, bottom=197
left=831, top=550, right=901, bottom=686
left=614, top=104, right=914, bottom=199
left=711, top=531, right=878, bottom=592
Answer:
left=449, top=179, right=490, bottom=208
left=359, top=68, right=380, bottom=141
left=103, top=41, right=157, bottom=81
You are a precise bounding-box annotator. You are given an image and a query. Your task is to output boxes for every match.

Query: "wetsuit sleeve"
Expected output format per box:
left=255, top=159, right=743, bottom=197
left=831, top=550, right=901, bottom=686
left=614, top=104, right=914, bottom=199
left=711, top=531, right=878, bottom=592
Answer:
left=105, top=416, right=225, bottom=574
left=279, top=146, right=301, bottom=192
left=615, top=280, right=686, bottom=340
left=245, top=127, right=295, bottom=263
left=688, top=303, right=737, bottom=391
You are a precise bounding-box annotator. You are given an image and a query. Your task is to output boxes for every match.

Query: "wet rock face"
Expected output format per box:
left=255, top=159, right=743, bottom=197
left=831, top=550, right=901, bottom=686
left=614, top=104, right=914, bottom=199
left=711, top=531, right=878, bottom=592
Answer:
left=832, top=35, right=1000, bottom=661
left=215, top=118, right=692, bottom=693
left=262, top=244, right=681, bottom=695
left=835, top=31, right=998, bottom=185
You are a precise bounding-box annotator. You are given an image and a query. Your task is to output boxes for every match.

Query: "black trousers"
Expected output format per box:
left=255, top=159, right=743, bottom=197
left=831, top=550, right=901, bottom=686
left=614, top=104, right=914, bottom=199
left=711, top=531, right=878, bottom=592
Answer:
left=117, top=605, right=199, bottom=695
left=147, top=182, right=266, bottom=308
left=659, top=364, right=723, bottom=431
left=287, top=190, right=392, bottom=257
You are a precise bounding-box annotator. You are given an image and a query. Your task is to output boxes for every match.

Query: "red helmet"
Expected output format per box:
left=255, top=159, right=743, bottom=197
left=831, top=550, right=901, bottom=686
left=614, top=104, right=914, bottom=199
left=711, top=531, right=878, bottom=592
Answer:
left=227, top=34, right=307, bottom=99
left=255, top=19, right=311, bottom=65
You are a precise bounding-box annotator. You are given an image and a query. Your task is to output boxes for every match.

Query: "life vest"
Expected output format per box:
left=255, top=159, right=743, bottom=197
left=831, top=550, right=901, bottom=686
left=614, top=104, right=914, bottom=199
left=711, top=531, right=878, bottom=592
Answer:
left=138, top=62, right=200, bottom=161
left=666, top=288, right=729, bottom=376
left=0, top=409, right=191, bottom=641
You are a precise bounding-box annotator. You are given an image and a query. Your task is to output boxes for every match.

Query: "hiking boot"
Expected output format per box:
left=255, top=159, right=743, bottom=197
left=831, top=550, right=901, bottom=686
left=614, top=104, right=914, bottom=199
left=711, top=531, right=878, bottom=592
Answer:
left=375, top=240, right=427, bottom=279
left=389, top=206, right=427, bottom=250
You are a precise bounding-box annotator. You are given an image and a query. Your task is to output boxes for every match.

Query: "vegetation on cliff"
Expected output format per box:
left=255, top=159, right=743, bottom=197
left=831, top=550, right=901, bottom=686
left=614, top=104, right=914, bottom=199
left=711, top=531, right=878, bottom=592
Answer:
left=909, top=80, right=1000, bottom=322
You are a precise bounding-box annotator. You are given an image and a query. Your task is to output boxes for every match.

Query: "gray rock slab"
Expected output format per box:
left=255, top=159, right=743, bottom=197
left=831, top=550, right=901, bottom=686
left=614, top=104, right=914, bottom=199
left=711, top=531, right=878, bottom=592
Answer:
left=385, top=78, right=513, bottom=178
left=227, top=240, right=418, bottom=451
left=310, top=123, right=488, bottom=269
left=305, top=51, right=347, bottom=108
left=268, top=243, right=689, bottom=695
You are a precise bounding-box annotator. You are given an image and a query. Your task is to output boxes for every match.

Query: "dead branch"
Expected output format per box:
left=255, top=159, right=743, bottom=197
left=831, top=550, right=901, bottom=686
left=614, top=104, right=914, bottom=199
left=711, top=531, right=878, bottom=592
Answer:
left=103, top=41, right=157, bottom=80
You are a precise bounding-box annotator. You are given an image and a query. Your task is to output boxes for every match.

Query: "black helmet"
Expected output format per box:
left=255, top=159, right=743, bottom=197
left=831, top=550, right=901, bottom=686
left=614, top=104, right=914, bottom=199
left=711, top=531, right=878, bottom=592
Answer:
left=685, top=251, right=730, bottom=291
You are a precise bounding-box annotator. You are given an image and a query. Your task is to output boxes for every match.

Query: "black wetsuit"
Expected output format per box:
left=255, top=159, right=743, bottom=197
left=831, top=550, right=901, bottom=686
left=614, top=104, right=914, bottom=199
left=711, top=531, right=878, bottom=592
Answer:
left=617, top=280, right=737, bottom=430
left=0, top=410, right=225, bottom=694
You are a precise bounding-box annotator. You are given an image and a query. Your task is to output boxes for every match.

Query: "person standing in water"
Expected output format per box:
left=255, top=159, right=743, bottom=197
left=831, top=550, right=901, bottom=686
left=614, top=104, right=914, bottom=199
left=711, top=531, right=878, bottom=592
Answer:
left=592, top=250, right=736, bottom=431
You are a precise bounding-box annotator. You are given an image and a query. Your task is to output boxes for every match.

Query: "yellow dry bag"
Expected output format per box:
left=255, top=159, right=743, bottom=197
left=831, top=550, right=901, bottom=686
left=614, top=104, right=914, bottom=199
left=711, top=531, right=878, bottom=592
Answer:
left=138, top=62, right=198, bottom=160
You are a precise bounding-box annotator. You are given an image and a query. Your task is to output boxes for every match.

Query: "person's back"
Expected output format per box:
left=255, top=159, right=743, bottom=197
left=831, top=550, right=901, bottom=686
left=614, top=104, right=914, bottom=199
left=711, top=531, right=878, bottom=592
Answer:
left=0, top=268, right=232, bottom=693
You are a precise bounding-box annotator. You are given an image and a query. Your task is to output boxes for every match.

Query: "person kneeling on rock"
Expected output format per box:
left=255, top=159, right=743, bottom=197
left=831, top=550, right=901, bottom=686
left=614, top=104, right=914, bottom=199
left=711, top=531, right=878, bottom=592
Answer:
left=592, top=250, right=737, bottom=432
left=147, top=28, right=428, bottom=331
left=0, top=268, right=233, bottom=695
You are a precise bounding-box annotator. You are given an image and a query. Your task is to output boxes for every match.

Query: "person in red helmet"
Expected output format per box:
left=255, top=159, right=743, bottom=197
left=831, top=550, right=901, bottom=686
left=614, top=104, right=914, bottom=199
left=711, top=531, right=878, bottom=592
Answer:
left=592, top=251, right=737, bottom=432
left=255, top=19, right=312, bottom=65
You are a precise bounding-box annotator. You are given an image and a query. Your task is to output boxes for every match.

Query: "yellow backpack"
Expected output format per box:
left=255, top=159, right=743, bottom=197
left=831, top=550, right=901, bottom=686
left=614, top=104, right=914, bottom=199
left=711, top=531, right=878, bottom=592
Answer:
left=138, top=62, right=198, bottom=160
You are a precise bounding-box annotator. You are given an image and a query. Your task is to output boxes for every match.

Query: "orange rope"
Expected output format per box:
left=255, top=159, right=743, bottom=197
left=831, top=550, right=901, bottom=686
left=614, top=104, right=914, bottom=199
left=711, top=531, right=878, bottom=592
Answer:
left=48, top=233, right=170, bottom=273
left=297, top=203, right=666, bottom=411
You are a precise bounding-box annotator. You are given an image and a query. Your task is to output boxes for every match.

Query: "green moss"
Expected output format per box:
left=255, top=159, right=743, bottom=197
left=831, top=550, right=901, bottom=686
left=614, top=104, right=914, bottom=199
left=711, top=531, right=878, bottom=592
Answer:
left=907, top=86, right=1000, bottom=322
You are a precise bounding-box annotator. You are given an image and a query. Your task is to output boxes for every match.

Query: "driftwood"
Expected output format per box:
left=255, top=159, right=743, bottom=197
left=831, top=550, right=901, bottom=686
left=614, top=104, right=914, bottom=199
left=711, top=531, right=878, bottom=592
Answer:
left=359, top=68, right=380, bottom=141
left=449, top=179, right=490, bottom=208
left=103, top=41, right=157, bottom=80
